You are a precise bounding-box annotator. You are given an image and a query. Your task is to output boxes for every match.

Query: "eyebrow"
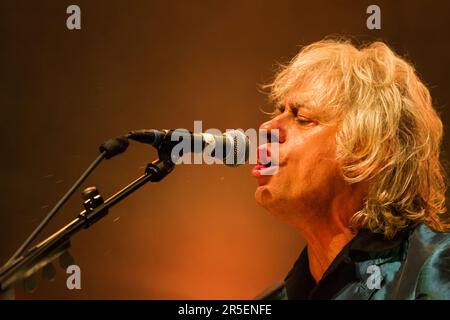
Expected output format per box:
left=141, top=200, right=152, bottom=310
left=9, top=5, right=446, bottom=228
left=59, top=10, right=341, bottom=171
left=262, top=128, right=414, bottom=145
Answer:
left=286, top=102, right=313, bottom=114
left=288, top=103, right=301, bottom=113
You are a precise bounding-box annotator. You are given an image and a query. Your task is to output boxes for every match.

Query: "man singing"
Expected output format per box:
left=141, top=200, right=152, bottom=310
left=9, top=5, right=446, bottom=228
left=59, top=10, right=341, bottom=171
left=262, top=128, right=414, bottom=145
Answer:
left=254, top=39, right=450, bottom=299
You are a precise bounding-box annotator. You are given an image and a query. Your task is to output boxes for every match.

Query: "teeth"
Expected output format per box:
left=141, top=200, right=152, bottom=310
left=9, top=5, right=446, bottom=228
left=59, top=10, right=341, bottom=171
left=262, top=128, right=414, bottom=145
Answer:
left=257, top=161, right=274, bottom=167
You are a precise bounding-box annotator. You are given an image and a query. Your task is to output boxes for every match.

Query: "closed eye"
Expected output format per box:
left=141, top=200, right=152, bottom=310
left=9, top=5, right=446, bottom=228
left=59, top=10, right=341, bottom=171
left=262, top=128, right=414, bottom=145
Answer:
left=296, top=116, right=315, bottom=125
left=270, top=104, right=317, bottom=127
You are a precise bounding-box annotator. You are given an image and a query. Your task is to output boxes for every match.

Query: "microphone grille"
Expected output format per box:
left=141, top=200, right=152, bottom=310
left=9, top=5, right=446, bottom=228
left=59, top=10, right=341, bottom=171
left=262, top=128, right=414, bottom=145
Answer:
left=224, top=130, right=249, bottom=167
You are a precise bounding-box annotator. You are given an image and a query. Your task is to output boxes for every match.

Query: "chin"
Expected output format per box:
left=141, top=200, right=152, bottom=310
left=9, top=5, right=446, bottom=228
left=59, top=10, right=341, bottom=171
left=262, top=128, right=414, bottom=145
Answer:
left=255, top=185, right=297, bottom=218
left=255, top=185, right=268, bottom=205
left=255, top=185, right=278, bottom=209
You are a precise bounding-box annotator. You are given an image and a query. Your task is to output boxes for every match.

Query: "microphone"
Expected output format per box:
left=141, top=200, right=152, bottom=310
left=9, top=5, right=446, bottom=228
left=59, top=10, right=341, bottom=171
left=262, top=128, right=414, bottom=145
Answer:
left=127, top=129, right=249, bottom=166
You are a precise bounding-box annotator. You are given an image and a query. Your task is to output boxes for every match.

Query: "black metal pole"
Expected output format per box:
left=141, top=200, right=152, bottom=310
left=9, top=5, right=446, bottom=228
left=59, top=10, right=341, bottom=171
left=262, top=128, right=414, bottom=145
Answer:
left=0, top=158, right=174, bottom=293
left=4, top=152, right=107, bottom=267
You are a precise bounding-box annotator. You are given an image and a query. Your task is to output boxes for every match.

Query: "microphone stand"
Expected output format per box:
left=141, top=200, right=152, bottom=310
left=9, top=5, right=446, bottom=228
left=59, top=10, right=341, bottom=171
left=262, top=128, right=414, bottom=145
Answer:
left=0, top=141, right=175, bottom=297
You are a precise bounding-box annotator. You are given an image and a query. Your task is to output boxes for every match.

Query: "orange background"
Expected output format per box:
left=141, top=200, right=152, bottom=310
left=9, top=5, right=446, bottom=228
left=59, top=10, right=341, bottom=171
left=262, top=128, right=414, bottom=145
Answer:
left=0, top=0, right=449, bottom=299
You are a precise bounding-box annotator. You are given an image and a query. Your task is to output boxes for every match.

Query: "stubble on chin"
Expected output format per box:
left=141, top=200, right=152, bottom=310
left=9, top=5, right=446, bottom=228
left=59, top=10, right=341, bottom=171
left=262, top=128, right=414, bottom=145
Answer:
left=255, top=186, right=287, bottom=217
left=255, top=186, right=273, bottom=207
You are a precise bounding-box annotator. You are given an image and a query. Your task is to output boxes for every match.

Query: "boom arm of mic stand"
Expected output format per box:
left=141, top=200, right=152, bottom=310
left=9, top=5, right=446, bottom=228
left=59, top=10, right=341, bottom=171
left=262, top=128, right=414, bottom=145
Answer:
left=0, top=158, right=175, bottom=294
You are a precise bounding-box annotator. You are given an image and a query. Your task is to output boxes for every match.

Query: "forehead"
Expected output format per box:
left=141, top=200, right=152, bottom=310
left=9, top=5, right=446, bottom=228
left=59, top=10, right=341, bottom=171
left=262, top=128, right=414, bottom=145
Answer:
left=284, top=90, right=315, bottom=107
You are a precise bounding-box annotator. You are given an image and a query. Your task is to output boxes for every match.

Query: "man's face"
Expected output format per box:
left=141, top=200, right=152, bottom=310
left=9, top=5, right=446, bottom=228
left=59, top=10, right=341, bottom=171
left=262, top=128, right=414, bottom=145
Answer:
left=253, top=92, right=345, bottom=225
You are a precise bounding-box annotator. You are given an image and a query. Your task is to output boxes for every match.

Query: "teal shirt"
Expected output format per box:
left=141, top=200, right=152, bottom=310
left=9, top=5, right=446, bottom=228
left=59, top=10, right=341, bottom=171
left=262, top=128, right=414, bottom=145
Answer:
left=260, top=224, right=450, bottom=300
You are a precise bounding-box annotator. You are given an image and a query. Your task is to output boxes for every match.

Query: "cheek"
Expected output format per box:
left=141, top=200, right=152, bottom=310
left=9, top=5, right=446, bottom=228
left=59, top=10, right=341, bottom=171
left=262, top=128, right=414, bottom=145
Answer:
left=285, top=135, right=340, bottom=188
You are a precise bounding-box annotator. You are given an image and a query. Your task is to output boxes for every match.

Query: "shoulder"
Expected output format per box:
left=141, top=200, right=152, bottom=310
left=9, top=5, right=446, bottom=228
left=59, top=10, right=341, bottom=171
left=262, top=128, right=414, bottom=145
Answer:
left=409, top=224, right=450, bottom=299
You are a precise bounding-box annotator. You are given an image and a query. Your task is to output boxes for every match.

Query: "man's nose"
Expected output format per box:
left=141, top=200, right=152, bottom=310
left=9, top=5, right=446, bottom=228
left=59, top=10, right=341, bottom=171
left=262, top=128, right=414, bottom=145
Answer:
left=258, top=119, right=281, bottom=166
left=259, top=119, right=285, bottom=143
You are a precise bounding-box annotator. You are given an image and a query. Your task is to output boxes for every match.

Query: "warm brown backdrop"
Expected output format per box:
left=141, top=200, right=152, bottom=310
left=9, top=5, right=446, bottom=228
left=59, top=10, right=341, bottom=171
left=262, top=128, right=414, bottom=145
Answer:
left=0, top=0, right=449, bottom=299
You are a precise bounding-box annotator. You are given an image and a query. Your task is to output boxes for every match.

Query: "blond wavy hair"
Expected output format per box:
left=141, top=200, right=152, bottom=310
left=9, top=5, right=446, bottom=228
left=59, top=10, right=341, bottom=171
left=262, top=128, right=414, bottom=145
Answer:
left=266, top=38, right=448, bottom=239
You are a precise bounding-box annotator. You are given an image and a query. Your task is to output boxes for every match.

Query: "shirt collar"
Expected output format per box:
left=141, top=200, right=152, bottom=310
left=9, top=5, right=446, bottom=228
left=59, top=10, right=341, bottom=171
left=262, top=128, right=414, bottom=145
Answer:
left=349, top=228, right=408, bottom=253
left=284, top=227, right=410, bottom=299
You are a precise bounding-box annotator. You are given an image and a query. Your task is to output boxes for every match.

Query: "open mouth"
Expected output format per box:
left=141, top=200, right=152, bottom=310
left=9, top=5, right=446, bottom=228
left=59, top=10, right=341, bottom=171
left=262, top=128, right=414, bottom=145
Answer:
left=259, top=160, right=272, bottom=168
left=254, top=145, right=279, bottom=176
left=252, top=161, right=279, bottom=177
